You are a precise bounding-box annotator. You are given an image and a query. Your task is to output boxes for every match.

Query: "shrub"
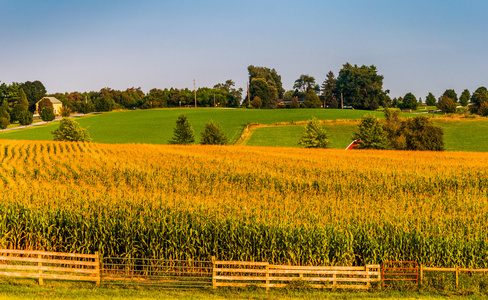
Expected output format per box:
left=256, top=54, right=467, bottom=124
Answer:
left=60, top=106, right=72, bottom=117
left=251, top=96, right=262, bottom=109
left=401, top=116, right=444, bottom=151
left=18, top=110, right=33, bottom=126
left=290, top=97, right=300, bottom=108
left=52, top=118, right=91, bottom=142
left=0, top=117, right=9, bottom=130
left=168, top=114, right=194, bottom=145
left=40, top=107, right=56, bottom=122
left=353, top=114, right=389, bottom=149
left=437, top=95, right=457, bottom=114
left=200, top=120, right=228, bottom=145
left=299, top=117, right=329, bottom=148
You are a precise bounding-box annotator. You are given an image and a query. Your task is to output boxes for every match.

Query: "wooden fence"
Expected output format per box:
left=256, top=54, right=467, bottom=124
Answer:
left=0, top=249, right=100, bottom=285
left=212, top=259, right=381, bottom=290
left=421, top=265, right=488, bottom=289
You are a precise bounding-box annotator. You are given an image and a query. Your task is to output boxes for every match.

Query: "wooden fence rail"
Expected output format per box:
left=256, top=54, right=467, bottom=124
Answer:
left=420, top=265, right=488, bottom=289
left=212, top=259, right=381, bottom=290
left=0, top=249, right=100, bottom=285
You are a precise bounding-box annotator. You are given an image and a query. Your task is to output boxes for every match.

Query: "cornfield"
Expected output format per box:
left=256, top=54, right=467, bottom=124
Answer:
left=0, top=140, right=487, bottom=267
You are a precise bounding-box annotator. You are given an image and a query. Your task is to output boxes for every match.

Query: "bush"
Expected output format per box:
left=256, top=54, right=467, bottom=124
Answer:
left=18, top=110, right=33, bottom=126
left=0, top=117, right=9, bottom=130
left=299, top=117, right=330, bottom=148
left=401, top=116, right=444, bottom=151
left=251, top=96, right=262, bottom=109
left=200, top=120, right=228, bottom=145
left=437, top=95, right=457, bottom=114
left=353, top=114, right=389, bottom=149
left=52, top=118, right=91, bottom=142
left=40, top=107, right=56, bottom=122
left=168, top=114, right=194, bottom=145
left=60, top=106, right=72, bottom=117
left=290, top=98, right=300, bottom=108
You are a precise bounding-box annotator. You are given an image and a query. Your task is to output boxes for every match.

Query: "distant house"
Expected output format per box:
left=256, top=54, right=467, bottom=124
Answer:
left=35, top=97, right=63, bottom=115
left=277, top=98, right=305, bottom=106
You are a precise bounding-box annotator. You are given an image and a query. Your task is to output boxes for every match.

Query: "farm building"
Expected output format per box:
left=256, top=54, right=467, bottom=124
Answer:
left=35, top=97, right=63, bottom=115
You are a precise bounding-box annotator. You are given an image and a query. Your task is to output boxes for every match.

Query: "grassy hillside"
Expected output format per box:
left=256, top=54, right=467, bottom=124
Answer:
left=0, top=108, right=382, bottom=144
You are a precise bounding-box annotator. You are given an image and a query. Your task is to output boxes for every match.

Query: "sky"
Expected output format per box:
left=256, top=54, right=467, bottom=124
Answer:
left=1, top=0, right=488, bottom=100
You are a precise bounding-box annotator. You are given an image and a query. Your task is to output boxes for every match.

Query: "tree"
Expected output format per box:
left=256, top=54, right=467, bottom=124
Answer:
left=20, top=81, right=46, bottom=112
left=425, top=93, right=436, bottom=106
left=443, top=89, right=458, bottom=103
left=18, top=88, right=29, bottom=110
left=248, top=65, right=283, bottom=108
left=459, top=89, right=470, bottom=107
left=299, top=117, right=330, bottom=148
left=168, top=115, right=194, bottom=145
left=40, top=107, right=56, bottom=122
left=436, top=95, right=456, bottom=113
left=0, top=118, right=8, bottom=130
left=52, top=118, right=91, bottom=142
left=293, top=74, right=319, bottom=93
left=0, top=103, right=10, bottom=126
left=200, top=120, right=228, bottom=145
left=37, top=98, right=54, bottom=112
left=60, top=106, right=72, bottom=117
left=302, top=89, right=322, bottom=108
left=401, top=116, right=444, bottom=151
left=290, top=97, right=300, bottom=108
left=470, top=87, right=488, bottom=114
left=353, top=114, right=389, bottom=149
left=18, top=110, right=33, bottom=126
left=10, top=104, right=27, bottom=123
left=403, top=92, right=418, bottom=110
left=321, top=71, right=337, bottom=108
left=335, top=63, right=386, bottom=110
left=251, top=96, right=262, bottom=109
left=382, top=108, right=406, bottom=150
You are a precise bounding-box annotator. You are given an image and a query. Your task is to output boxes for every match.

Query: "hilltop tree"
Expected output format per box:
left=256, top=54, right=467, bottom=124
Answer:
left=299, top=117, right=330, bottom=148
left=335, top=63, right=386, bottom=110
left=459, top=89, right=470, bottom=107
left=248, top=65, right=283, bottom=108
left=425, top=92, right=436, bottom=106
left=437, top=95, right=457, bottom=113
left=470, top=87, right=488, bottom=114
left=321, top=71, right=337, bottom=108
left=353, top=114, right=389, bottom=149
left=52, top=118, right=91, bottom=142
left=200, top=120, right=228, bottom=145
left=443, top=89, right=458, bottom=103
left=168, top=114, right=195, bottom=145
left=294, top=74, right=319, bottom=93
left=402, top=92, right=418, bottom=110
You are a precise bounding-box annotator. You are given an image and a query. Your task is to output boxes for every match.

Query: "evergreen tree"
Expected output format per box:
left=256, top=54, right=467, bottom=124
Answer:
left=200, top=120, right=228, bottom=145
left=18, top=110, right=33, bottom=126
left=290, top=97, right=300, bottom=108
left=299, top=117, right=330, bottom=148
left=303, top=90, right=322, bottom=108
left=403, top=92, right=418, bottom=110
left=353, top=114, right=389, bottom=149
left=18, top=88, right=29, bottom=110
left=168, top=115, right=195, bottom=145
left=425, top=93, right=437, bottom=106
left=40, top=107, right=56, bottom=122
left=459, top=89, right=470, bottom=107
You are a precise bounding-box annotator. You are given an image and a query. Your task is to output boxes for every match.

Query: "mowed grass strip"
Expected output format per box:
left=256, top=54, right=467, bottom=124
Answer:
left=0, top=108, right=382, bottom=144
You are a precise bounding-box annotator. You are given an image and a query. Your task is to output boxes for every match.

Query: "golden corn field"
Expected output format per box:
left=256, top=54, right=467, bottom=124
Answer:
left=1, top=139, right=488, bottom=267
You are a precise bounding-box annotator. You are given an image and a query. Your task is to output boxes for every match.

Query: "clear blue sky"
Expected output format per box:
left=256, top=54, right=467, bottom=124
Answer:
left=1, top=0, right=487, bottom=100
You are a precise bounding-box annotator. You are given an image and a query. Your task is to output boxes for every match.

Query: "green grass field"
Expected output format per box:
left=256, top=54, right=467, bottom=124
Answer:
left=0, top=108, right=382, bottom=144
left=1, top=108, right=487, bottom=152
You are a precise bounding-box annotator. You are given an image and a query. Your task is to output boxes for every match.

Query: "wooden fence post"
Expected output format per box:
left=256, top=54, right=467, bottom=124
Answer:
left=211, top=256, right=216, bottom=289
left=95, top=251, right=100, bottom=285
left=265, top=263, right=269, bottom=292
left=366, top=265, right=371, bottom=289
left=455, top=265, right=459, bottom=290
left=419, top=264, right=423, bottom=286
left=38, top=253, right=43, bottom=285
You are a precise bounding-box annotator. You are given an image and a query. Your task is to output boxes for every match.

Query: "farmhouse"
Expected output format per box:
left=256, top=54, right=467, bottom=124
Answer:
left=35, top=97, right=63, bottom=115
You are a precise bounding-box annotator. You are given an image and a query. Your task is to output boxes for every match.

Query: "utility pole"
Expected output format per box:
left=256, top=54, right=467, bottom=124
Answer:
left=194, top=79, right=197, bottom=108
left=214, top=94, right=216, bottom=107
left=247, top=82, right=250, bottom=106
left=341, top=93, right=344, bottom=109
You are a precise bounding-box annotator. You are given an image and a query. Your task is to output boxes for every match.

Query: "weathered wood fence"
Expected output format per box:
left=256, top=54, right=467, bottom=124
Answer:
left=0, top=249, right=100, bottom=285
left=421, top=265, right=488, bottom=289
left=212, top=259, right=381, bottom=290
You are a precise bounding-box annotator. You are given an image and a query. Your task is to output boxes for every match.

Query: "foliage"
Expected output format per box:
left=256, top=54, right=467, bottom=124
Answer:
left=19, top=80, right=46, bottom=112
left=168, top=114, right=195, bottom=145
left=10, top=104, right=27, bottom=123
left=436, top=95, right=457, bottom=114
left=479, top=102, right=488, bottom=117
left=302, top=90, right=322, bottom=108
left=353, top=114, right=389, bottom=149
left=248, top=65, right=282, bottom=109
left=425, top=92, right=437, bottom=106
left=18, top=88, right=29, bottom=110
left=0, top=104, right=10, bottom=125
left=290, top=97, right=300, bottom=108
left=18, top=110, right=33, bottom=126
left=321, top=71, right=337, bottom=108
left=52, top=118, right=91, bottom=142
left=335, top=63, right=387, bottom=110
left=382, top=108, right=406, bottom=150
left=470, top=87, right=488, bottom=114
left=299, top=117, right=330, bottom=148
left=443, top=89, right=458, bottom=103
left=459, top=89, right=470, bottom=107
left=200, top=120, right=228, bottom=145
left=0, top=117, right=8, bottom=129
left=402, top=92, right=418, bottom=110
left=40, top=107, right=56, bottom=122
left=251, top=96, right=262, bottom=109
left=60, top=106, right=72, bottom=117
left=37, top=98, right=54, bottom=112
left=401, top=116, right=444, bottom=151
left=294, top=74, right=319, bottom=93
